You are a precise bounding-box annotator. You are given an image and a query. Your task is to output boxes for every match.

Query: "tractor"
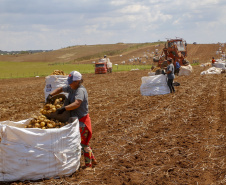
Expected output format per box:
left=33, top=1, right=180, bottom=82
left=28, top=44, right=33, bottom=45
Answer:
left=153, top=38, right=189, bottom=68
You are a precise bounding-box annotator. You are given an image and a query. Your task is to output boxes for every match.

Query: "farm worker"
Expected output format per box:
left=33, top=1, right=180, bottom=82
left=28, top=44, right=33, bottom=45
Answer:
left=166, top=58, right=175, bottom=93
left=212, top=57, right=216, bottom=66
left=46, top=71, right=97, bottom=170
left=175, top=60, right=181, bottom=76
left=104, top=55, right=111, bottom=63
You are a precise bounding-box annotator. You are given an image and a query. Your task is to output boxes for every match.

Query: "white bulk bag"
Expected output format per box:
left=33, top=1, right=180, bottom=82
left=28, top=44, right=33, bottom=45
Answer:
left=0, top=118, right=81, bottom=182
left=140, top=74, right=170, bottom=96
left=214, top=60, right=226, bottom=69
left=44, top=75, right=68, bottom=101
left=201, top=67, right=222, bottom=75
left=179, top=64, right=193, bottom=76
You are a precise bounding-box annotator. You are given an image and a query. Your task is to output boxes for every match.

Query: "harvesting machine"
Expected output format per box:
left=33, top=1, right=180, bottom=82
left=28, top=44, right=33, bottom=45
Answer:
left=153, top=38, right=189, bottom=68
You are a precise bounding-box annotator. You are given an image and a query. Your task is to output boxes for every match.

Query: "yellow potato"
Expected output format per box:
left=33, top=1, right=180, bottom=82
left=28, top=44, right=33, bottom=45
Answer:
left=35, top=123, right=41, bottom=128
left=51, top=122, right=56, bottom=128
left=40, top=122, right=46, bottom=127
left=51, top=108, right=56, bottom=112
left=47, top=123, right=53, bottom=128
left=55, top=104, right=61, bottom=109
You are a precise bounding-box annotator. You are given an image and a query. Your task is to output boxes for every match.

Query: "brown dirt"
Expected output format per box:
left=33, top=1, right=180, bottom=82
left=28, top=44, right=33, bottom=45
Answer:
left=0, top=65, right=225, bottom=184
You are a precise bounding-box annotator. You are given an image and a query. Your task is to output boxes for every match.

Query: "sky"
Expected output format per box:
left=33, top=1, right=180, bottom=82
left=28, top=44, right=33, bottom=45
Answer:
left=0, top=0, right=226, bottom=51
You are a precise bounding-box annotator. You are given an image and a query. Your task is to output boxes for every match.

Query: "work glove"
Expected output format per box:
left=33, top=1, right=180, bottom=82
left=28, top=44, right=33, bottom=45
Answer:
left=56, top=106, right=66, bottom=114
left=46, top=94, right=52, bottom=103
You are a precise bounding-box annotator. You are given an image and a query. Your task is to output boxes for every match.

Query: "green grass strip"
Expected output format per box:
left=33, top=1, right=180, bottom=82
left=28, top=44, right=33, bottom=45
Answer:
left=0, top=61, right=153, bottom=79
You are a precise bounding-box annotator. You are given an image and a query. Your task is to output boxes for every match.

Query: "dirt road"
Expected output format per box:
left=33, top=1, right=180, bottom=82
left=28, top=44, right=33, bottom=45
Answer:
left=0, top=65, right=225, bottom=184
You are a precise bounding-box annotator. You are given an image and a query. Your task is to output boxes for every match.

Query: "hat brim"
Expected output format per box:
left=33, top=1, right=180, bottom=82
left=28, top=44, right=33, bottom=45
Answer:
left=67, top=77, right=73, bottom=85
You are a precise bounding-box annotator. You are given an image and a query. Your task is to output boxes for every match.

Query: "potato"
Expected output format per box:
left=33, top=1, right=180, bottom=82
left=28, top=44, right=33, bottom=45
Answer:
left=47, top=110, right=52, bottom=114
left=34, top=123, right=41, bottom=128
left=51, top=108, right=56, bottom=112
left=40, top=122, right=46, bottom=127
left=54, top=99, right=60, bottom=105
left=47, top=123, right=54, bottom=128
left=55, top=104, right=61, bottom=109
left=51, top=122, right=56, bottom=128
left=45, top=104, right=51, bottom=109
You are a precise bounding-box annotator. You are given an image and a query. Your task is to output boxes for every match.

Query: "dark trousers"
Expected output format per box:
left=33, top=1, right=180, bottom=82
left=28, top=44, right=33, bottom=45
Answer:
left=167, top=79, right=175, bottom=93
left=175, top=68, right=180, bottom=76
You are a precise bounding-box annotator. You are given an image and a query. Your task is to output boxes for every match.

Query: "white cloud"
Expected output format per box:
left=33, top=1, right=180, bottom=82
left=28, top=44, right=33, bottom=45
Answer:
left=0, top=0, right=225, bottom=50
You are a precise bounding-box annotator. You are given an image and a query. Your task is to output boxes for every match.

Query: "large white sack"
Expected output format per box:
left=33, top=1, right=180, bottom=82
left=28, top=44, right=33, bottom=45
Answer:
left=178, top=64, right=193, bottom=76
left=0, top=118, right=81, bottom=182
left=44, top=75, right=68, bottom=101
left=107, top=62, right=112, bottom=68
left=140, top=74, right=170, bottom=96
left=214, top=61, right=226, bottom=70
left=201, top=67, right=222, bottom=75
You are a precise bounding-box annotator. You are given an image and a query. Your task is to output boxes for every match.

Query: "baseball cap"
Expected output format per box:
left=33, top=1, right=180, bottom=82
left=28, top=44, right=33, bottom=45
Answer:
left=67, top=71, right=82, bottom=85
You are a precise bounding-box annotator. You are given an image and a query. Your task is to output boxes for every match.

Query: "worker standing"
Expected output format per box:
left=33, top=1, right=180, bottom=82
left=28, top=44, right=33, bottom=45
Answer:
left=46, top=71, right=97, bottom=170
left=166, top=58, right=175, bottom=93
left=104, top=55, right=112, bottom=73
left=212, top=57, right=216, bottom=66
left=175, top=60, right=181, bottom=76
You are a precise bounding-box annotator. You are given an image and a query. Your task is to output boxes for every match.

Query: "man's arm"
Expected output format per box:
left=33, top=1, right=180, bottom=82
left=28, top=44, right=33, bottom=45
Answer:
left=49, top=87, right=63, bottom=96
left=65, top=99, right=82, bottom=111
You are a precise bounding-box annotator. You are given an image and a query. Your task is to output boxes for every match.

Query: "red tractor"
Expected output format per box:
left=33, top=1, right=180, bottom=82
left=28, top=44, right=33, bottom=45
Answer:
left=153, top=38, right=189, bottom=68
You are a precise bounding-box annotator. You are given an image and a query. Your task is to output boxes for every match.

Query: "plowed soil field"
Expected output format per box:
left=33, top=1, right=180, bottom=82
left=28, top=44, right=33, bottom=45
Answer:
left=0, top=64, right=226, bottom=184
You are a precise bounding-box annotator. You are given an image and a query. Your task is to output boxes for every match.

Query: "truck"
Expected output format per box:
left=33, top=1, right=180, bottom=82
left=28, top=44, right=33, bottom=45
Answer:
left=153, top=38, right=189, bottom=68
left=95, top=58, right=112, bottom=74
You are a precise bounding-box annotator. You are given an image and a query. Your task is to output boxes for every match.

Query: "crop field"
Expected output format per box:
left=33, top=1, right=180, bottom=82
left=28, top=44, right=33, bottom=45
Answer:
left=0, top=43, right=225, bottom=184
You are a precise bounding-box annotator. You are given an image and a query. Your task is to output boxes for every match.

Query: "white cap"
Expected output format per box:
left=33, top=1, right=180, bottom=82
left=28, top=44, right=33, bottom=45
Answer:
left=67, top=71, right=82, bottom=84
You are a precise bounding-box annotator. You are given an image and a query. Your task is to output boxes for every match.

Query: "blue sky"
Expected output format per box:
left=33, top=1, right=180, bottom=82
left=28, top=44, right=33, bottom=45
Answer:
left=0, top=0, right=225, bottom=51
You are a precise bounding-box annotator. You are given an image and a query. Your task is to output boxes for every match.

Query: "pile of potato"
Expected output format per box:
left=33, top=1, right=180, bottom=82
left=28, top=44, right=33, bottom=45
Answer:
left=51, top=70, right=67, bottom=75
left=151, top=67, right=161, bottom=72
left=40, top=97, right=63, bottom=115
left=25, top=97, right=68, bottom=129
left=25, top=115, right=68, bottom=129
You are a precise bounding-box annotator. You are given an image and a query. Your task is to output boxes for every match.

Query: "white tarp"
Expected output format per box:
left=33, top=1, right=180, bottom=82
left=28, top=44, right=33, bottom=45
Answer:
left=0, top=118, right=81, bottom=182
left=179, top=64, right=193, bottom=76
left=201, top=67, right=222, bottom=75
left=44, top=75, right=68, bottom=101
left=140, top=74, right=170, bottom=96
